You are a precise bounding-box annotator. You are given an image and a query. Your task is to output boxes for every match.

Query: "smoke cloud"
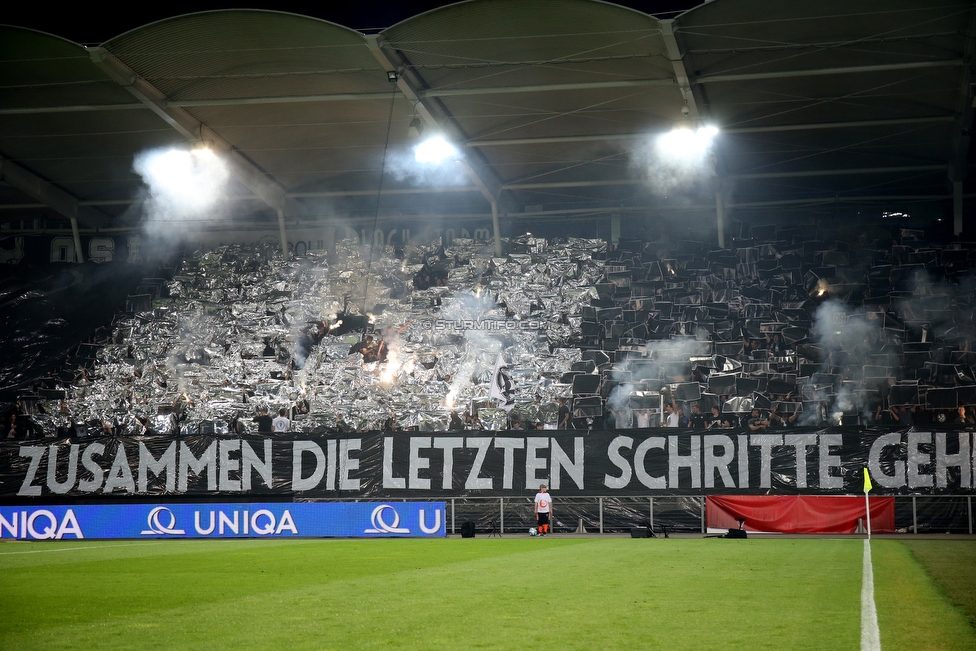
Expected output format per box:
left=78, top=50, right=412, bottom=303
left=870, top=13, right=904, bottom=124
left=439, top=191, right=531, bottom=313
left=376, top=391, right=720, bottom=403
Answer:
left=132, top=147, right=232, bottom=235
left=631, top=128, right=717, bottom=196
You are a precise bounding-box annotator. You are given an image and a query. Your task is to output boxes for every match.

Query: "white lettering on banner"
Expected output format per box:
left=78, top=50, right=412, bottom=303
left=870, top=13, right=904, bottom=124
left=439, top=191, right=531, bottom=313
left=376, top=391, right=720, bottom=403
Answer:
left=339, top=439, right=361, bottom=491
left=46, top=444, right=79, bottom=494
left=634, top=437, right=666, bottom=489
left=409, top=437, right=432, bottom=490
left=49, top=236, right=76, bottom=263
left=17, top=446, right=45, bottom=496
left=292, top=441, right=330, bottom=491
left=494, top=438, right=524, bottom=490
left=0, top=512, right=18, bottom=538
left=907, top=431, right=934, bottom=488
left=11, top=432, right=976, bottom=498
left=103, top=444, right=135, bottom=493
left=191, top=509, right=298, bottom=536
left=551, top=438, right=584, bottom=490
left=79, top=443, right=105, bottom=492
left=88, top=237, right=114, bottom=263
left=195, top=511, right=216, bottom=535
left=219, top=511, right=238, bottom=535
left=604, top=436, right=633, bottom=489
left=737, top=434, right=749, bottom=489
left=432, top=437, right=463, bottom=490
left=819, top=434, right=843, bottom=490
left=868, top=432, right=905, bottom=488
left=465, top=438, right=493, bottom=490
left=524, top=437, right=549, bottom=489
left=179, top=441, right=216, bottom=492
left=138, top=442, right=176, bottom=493
left=242, top=440, right=272, bottom=490
left=383, top=437, right=405, bottom=489
left=127, top=235, right=141, bottom=263
left=784, top=434, right=818, bottom=489
left=750, top=434, right=783, bottom=489
left=670, top=436, right=701, bottom=488
left=218, top=440, right=241, bottom=492
left=16, top=509, right=84, bottom=540
left=703, top=435, right=736, bottom=489
left=936, top=432, right=971, bottom=488
left=419, top=509, right=442, bottom=534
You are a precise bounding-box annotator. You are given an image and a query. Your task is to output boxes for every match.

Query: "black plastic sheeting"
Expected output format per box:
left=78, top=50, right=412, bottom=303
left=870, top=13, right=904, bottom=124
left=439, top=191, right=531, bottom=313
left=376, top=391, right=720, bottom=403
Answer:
left=0, top=262, right=151, bottom=401
left=4, top=428, right=974, bottom=501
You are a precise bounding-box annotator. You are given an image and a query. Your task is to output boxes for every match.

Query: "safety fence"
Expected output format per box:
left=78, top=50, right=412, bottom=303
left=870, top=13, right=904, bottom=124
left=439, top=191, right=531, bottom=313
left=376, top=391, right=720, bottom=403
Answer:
left=367, top=495, right=976, bottom=536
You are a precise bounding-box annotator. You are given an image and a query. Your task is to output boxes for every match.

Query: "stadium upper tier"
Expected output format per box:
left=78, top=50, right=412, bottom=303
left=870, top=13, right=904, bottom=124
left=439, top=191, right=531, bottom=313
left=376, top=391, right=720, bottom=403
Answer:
left=8, top=227, right=976, bottom=437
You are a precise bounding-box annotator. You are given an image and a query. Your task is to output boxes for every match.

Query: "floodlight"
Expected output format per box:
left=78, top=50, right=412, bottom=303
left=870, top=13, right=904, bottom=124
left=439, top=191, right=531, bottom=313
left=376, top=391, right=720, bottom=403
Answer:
left=407, top=117, right=424, bottom=138
left=134, top=145, right=229, bottom=213
left=414, top=135, right=458, bottom=164
left=655, top=125, right=719, bottom=162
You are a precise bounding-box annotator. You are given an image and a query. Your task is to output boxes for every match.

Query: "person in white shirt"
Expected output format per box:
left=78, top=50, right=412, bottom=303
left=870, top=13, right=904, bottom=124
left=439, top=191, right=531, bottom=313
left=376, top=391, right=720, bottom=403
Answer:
left=663, top=403, right=679, bottom=427
left=272, top=408, right=290, bottom=433
left=534, top=484, right=552, bottom=536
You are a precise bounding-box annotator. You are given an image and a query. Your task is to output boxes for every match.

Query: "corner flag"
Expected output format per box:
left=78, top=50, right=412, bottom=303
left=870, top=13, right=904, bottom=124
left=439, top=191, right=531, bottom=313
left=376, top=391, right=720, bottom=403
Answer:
left=863, top=467, right=873, bottom=539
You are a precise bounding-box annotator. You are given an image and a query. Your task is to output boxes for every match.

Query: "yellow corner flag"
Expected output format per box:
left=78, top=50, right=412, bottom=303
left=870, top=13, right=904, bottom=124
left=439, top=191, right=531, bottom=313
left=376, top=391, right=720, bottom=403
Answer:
left=863, top=467, right=873, bottom=494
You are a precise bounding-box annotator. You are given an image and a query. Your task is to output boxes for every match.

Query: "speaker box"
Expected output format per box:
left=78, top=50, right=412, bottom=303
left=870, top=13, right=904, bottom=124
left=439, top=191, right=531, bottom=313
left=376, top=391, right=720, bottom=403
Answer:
left=460, top=521, right=476, bottom=538
left=725, top=528, right=748, bottom=539
left=630, top=527, right=650, bottom=538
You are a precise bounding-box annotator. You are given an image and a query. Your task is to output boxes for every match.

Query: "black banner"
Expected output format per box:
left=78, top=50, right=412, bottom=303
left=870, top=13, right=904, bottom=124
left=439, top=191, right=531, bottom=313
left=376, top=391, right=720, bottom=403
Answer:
left=2, top=428, right=973, bottom=501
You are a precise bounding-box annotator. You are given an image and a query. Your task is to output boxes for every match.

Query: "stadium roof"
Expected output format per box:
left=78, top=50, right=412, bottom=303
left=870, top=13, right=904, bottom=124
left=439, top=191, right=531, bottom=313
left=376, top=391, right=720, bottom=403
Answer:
left=1, top=0, right=975, bottom=232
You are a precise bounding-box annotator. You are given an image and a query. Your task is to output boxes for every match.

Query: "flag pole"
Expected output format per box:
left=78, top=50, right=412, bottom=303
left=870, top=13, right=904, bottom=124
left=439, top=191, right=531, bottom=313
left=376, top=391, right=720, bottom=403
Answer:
left=863, top=467, right=873, bottom=539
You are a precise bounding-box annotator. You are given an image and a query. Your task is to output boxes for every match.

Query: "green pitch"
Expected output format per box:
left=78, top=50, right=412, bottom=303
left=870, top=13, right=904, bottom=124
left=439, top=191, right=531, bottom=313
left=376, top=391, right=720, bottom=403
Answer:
left=1, top=537, right=974, bottom=650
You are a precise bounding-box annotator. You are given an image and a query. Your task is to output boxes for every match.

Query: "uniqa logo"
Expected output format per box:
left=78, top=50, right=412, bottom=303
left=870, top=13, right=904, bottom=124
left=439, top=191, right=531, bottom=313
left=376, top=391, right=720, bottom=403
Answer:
left=140, top=507, right=186, bottom=536
left=364, top=504, right=411, bottom=534
left=363, top=505, right=443, bottom=535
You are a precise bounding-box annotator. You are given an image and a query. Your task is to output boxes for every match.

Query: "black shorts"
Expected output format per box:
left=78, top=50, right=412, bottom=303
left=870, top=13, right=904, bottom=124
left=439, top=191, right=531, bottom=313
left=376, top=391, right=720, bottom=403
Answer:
left=537, top=512, right=550, bottom=526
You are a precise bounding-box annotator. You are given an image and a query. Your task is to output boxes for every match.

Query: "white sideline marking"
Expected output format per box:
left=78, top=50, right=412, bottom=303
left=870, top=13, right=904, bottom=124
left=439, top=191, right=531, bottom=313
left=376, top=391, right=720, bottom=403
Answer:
left=0, top=542, right=161, bottom=556
left=861, top=538, right=882, bottom=651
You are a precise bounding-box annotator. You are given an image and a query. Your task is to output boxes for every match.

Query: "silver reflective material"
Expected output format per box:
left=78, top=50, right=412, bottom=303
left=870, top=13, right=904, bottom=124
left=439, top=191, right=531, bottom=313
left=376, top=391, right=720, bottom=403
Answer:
left=57, top=237, right=607, bottom=432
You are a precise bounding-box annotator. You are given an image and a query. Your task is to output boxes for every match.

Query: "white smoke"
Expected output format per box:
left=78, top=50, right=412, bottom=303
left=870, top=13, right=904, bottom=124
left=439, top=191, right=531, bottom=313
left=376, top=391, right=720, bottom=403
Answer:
left=133, top=147, right=232, bottom=232
left=631, top=127, right=718, bottom=196
left=386, top=149, right=469, bottom=187
left=606, top=337, right=707, bottom=413
left=810, top=299, right=886, bottom=423
left=440, top=287, right=503, bottom=408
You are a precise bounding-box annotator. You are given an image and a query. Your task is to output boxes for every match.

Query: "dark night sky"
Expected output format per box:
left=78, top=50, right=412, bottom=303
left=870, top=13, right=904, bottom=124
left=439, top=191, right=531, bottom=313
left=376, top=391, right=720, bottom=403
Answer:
left=5, top=0, right=704, bottom=44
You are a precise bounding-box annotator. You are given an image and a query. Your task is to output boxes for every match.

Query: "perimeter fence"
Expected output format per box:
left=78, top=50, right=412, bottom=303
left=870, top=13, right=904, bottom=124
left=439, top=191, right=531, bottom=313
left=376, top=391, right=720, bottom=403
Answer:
left=316, top=495, right=974, bottom=536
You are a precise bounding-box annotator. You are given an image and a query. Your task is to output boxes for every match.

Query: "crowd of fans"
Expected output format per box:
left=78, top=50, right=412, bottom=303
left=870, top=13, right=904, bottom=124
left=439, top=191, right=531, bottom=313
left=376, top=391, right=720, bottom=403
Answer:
left=3, top=225, right=976, bottom=439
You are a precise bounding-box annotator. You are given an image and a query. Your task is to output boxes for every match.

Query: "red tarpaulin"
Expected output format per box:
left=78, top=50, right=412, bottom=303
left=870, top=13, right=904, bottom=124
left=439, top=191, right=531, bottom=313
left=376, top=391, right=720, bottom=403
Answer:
left=706, top=495, right=896, bottom=534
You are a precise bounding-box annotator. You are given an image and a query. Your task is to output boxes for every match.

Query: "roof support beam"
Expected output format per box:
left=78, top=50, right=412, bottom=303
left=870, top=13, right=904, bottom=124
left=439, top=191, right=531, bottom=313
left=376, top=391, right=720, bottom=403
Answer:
left=0, top=154, right=108, bottom=230
left=87, top=46, right=303, bottom=218
left=366, top=34, right=507, bottom=254
left=410, top=60, right=962, bottom=99
left=502, top=165, right=949, bottom=190
left=467, top=116, right=955, bottom=148
left=697, top=59, right=962, bottom=84
left=7, top=59, right=960, bottom=115
left=660, top=19, right=702, bottom=120
left=947, top=8, right=976, bottom=200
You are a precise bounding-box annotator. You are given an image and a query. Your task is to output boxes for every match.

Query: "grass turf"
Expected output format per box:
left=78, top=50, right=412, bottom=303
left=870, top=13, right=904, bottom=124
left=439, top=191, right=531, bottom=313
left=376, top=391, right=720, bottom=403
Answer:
left=0, top=537, right=973, bottom=650
left=902, top=540, right=976, bottom=629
